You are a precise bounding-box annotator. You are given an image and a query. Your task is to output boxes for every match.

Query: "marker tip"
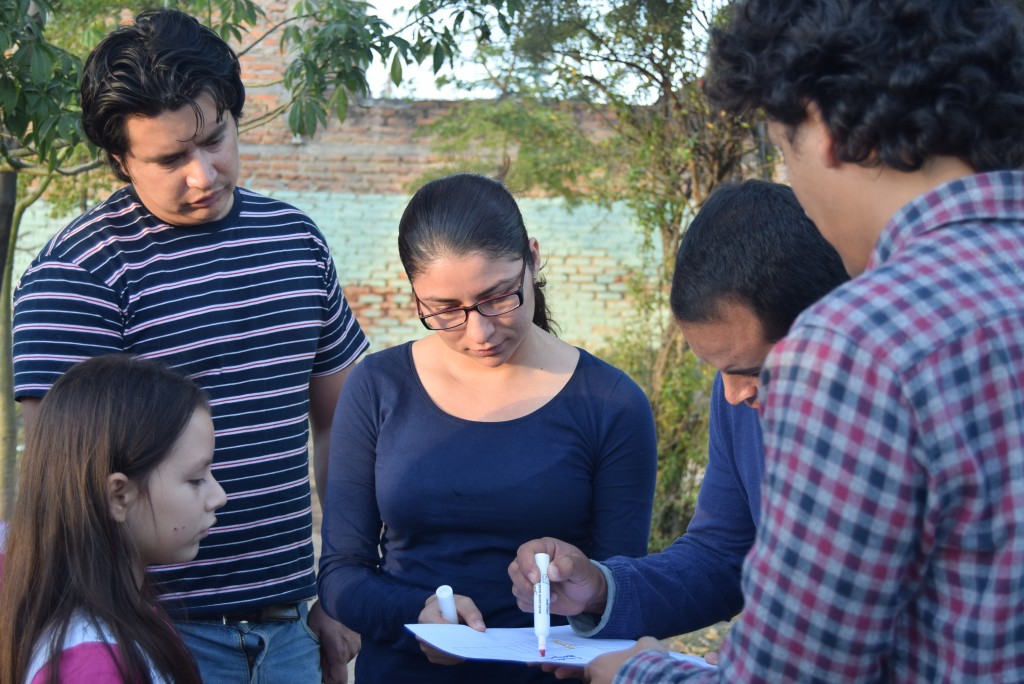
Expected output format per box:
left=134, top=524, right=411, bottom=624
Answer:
left=540, top=649, right=545, bottom=657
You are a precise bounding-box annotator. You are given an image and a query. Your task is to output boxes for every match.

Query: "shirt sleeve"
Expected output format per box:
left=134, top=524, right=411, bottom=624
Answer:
left=309, top=243, right=368, bottom=376
left=581, top=375, right=756, bottom=639
left=588, top=370, right=659, bottom=561
left=317, top=360, right=430, bottom=648
left=616, top=650, right=718, bottom=683
left=13, top=259, right=124, bottom=399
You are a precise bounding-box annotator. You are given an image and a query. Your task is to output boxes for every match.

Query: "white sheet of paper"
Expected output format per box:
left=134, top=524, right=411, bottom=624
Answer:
left=405, top=623, right=716, bottom=669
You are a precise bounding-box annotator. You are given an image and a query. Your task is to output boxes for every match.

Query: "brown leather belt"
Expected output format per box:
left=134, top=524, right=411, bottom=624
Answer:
left=184, top=602, right=303, bottom=624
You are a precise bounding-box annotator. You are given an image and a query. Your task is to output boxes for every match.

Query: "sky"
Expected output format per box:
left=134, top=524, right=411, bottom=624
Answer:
left=364, top=0, right=485, bottom=100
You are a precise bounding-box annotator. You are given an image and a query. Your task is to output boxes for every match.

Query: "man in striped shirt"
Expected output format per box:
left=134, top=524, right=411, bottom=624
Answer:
left=12, top=9, right=368, bottom=683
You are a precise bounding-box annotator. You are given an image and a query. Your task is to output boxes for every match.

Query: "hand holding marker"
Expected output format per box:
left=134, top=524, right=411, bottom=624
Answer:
left=534, top=552, right=550, bottom=657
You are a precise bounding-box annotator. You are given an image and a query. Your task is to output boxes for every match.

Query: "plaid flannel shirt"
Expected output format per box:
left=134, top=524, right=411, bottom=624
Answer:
left=618, top=171, right=1024, bottom=683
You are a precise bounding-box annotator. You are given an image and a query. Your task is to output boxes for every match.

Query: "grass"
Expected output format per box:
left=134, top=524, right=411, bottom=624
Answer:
left=664, top=619, right=733, bottom=659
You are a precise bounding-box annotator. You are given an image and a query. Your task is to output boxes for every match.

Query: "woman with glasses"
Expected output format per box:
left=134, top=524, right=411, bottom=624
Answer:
left=317, top=172, right=658, bottom=683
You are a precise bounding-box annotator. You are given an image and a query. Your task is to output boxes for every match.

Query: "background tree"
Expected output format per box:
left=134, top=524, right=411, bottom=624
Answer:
left=0, top=0, right=523, bottom=515
left=418, top=0, right=773, bottom=547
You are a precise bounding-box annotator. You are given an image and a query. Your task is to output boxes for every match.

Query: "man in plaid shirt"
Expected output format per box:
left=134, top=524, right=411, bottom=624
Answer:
left=591, top=0, right=1024, bottom=682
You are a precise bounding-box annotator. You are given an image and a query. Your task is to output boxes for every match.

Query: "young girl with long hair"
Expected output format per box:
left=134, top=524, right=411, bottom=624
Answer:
left=0, top=354, right=227, bottom=683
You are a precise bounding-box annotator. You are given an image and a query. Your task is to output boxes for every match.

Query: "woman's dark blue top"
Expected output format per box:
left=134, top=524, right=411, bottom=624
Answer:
left=318, top=342, right=658, bottom=683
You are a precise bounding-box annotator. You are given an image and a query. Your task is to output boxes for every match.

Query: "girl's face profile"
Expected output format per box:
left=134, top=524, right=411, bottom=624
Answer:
left=412, top=252, right=536, bottom=368
left=126, top=408, right=226, bottom=566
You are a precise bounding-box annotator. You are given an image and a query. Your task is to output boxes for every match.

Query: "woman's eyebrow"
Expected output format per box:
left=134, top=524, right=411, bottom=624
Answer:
left=420, top=274, right=520, bottom=305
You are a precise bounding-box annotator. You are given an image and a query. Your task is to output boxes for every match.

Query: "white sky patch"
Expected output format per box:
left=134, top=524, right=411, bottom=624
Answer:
left=365, top=0, right=488, bottom=100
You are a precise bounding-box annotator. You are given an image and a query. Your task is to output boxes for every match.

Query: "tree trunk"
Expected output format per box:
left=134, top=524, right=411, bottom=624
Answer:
left=0, top=171, right=14, bottom=282
left=0, top=170, right=18, bottom=517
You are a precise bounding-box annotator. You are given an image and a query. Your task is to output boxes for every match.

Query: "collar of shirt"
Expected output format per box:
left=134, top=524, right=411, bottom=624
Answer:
left=867, top=170, right=1024, bottom=271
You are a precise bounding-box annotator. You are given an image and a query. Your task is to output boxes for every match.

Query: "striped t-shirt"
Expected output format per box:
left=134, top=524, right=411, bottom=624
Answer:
left=12, top=186, right=368, bottom=615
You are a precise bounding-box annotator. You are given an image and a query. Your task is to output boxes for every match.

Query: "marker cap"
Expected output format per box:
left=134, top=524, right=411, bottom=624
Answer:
left=535, top=552, right=550, bottom=574
left=435, top=584, right=458, bottom=624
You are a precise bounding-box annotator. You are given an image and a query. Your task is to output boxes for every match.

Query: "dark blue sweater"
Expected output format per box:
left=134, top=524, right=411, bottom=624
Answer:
left=571, top=372, right=763, bottom=639
left=318, top=343, right=658, bottom=683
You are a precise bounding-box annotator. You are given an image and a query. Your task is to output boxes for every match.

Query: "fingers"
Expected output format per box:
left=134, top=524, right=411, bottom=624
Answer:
left=510, top=537, right=588, bottom=597
left=418, top=593, right=486, bottom=631
left=584, top=638, right=667, bottom=684
left=513, top=538, right=556, bottom=584
left=510, top=537, right=607, bottom=617
left=416, top=637, right=466, bottom=666
left=454, top=594, right=486, bottom=631
left=538, top=662, right=587, bottom=680
left=306, top=602, right=360, bottom=684
left=322, top=656, right=349, bottom=684
left=634, top=636, right=665, bottom=651
left=509, top=556, right=537, bottom=612
left=546, top=551, right=582, bottom=583
left=419, top=595, right=447, bottom=625
left=553, top=664, right=588, bottom=680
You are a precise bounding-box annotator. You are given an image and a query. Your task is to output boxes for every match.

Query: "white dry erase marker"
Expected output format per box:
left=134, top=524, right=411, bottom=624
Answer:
left=534, top=552, right=551, bottom=657
left=435, top=585, right=458, bottom=624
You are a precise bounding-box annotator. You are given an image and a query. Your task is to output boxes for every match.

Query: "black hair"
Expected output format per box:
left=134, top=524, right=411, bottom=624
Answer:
left=398, top=172, right=555, bottom=333
left=80, top=8, right=245, bottom=182
left=705, top=0, right=1024, bottom=172
left=670, top=180, right=849, bottom=342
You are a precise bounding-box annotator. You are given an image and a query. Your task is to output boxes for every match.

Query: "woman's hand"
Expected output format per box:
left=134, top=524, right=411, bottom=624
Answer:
left=416, top=592, right=486, bottom=665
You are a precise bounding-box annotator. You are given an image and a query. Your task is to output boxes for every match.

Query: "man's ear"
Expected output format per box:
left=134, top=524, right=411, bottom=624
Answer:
left=111, top=155, right=131, bottom=181
left=107, top=473, right=139, bottom=522
left=804, top=101, right=842, bottom=170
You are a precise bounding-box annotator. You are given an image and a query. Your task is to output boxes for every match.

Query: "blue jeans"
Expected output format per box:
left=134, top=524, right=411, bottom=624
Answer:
left=174, top=602, right=322, bottom=684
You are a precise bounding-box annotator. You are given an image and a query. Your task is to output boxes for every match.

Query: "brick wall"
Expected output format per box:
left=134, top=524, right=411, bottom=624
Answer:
left=234, top=90, right=649, bottom=351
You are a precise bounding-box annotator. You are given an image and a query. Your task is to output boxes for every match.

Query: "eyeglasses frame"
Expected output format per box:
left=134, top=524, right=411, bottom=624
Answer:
left=413, top=260, right=528, bottom=331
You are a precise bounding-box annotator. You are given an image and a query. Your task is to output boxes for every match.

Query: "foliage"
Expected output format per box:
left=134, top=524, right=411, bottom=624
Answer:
left=596, top=261, right=715, bottom=552
left=282, top=0, right=525, bottom=135
left=419, top=0, right=771, bottom=544
left=2, top=0, right=525, bottom=175
left=417, top=96, right=602, bottom=199
left=0, top=0, right=81, bottom=171
left=0, top=0, right=524, bottom=515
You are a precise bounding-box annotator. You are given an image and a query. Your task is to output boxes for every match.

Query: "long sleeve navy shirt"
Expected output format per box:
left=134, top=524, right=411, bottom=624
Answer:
left=571, top=372, right=763, bottom=639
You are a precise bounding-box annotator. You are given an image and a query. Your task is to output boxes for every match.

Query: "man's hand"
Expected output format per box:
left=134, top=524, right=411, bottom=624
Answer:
left=584, top=637, right=666, bottom=684
left=509, top=537, right=608, bottom=616
left=416, top=592, right=486, bottom=665
left=307, top=600, right=360, bottom=684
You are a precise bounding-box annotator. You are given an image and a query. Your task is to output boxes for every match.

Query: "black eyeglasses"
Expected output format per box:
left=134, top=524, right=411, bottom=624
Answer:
left=415, top=261, right=527, bottom=331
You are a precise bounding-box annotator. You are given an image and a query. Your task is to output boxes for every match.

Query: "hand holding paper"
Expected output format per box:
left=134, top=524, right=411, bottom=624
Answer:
left=416, top=589, right=485, bottom=666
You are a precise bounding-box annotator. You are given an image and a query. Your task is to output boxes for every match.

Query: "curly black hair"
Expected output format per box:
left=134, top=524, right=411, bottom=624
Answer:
left=705, top=0, right=1024, bottom=172
left=81, top=9, right=245, bottom=182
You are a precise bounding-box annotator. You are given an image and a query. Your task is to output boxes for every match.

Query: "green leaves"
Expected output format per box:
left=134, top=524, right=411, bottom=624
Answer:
left=0, top=0, right=528, bottom=169
left=1, top=1, right=83, bottom=171
left=275, top=0, right=521, bottom=132
left=390, top=52, right=404, bottom=86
